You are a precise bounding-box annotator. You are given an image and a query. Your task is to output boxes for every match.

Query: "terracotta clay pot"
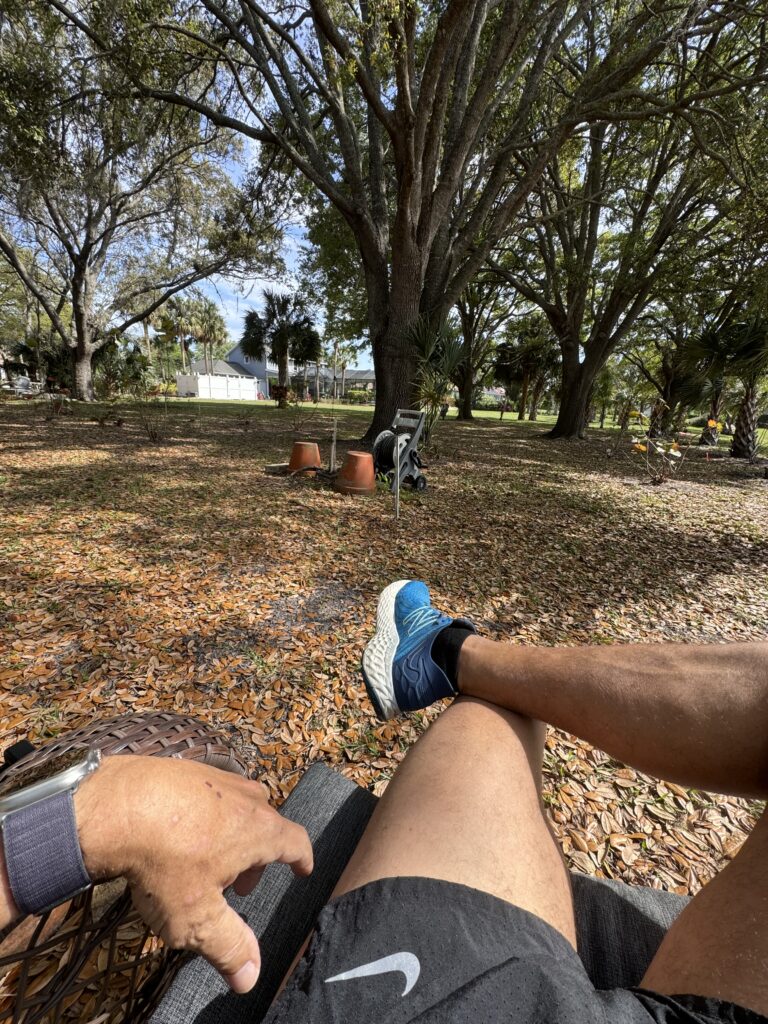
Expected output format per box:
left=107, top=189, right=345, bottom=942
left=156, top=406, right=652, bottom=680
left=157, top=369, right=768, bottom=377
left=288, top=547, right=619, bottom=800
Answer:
left=289, top=441, right=321, bottom=474
left=334, top=450, right=376, bottom=495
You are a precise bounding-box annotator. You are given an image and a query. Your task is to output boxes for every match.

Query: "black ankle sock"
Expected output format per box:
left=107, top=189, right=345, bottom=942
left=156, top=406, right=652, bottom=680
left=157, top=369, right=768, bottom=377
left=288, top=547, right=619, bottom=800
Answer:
left=431, top=625, right=474, bottom=693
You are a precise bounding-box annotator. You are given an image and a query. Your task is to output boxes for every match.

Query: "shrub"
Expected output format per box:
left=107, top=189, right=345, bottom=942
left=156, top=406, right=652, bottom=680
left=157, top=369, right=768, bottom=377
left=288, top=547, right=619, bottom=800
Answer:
left=345, top=389, right=370, bottom=404
left=473, top=392, right=502, bottom=410
left=93, top=342, right=150, bottom=400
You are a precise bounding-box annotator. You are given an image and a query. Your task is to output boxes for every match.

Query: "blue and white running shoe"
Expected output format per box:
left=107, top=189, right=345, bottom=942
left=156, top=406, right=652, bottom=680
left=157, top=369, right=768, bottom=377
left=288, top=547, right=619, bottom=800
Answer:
left=362, top=580, right=475, bottom=720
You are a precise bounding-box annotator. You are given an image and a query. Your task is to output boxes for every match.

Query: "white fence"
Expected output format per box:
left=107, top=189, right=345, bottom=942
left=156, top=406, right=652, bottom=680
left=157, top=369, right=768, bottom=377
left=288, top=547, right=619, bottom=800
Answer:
left=176, top=373, right=265, bottom=401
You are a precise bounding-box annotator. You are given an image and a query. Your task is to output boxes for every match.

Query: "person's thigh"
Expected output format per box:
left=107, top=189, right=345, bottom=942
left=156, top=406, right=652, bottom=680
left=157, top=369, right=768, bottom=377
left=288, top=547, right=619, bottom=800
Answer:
left=641, top=806, right=768, bottom=1016
left=332, top=696, right=576, bottom=946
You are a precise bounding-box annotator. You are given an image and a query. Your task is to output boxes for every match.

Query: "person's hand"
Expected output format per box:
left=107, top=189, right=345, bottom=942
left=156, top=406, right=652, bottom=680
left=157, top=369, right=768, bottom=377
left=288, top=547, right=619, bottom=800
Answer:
left=74, top=754, right=313, bottom=993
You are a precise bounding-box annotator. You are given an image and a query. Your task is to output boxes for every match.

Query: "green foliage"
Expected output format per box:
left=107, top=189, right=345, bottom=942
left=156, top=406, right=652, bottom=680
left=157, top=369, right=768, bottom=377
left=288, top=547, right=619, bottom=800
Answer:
left=0, top=0, right=281, bottom=401
left=494, top=316, right=559, bottom=403
left=298, top=202, right=367, bottom=345
left=345, top=389, right=370, bottom=405
left=729, top=318, right=768, bottom=387
left=473, top=391, right=504, bottom=411
left=241, top=290, right=322, bottom=405
left=186, top=293, right=229, bottom=367
left=411, top=318, right=463, bottom=440
left=48, top=0, right=768, bottom=430
left=93, top=341, right=150, bottom=400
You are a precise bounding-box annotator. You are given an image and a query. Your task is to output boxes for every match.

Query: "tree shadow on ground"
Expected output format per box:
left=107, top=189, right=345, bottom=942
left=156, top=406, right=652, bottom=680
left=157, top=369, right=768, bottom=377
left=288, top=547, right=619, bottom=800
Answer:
left=3, top=406, right=767, bottom=655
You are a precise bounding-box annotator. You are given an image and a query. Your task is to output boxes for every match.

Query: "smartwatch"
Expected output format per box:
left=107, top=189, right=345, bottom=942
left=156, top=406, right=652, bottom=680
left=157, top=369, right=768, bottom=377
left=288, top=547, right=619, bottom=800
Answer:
left=0, top=748, right=102, bottom=915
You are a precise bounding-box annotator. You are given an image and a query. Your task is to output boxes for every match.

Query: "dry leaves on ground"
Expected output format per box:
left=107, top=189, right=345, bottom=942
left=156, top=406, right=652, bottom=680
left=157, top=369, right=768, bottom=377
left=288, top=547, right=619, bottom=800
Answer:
left=1, top=401, right=766, bottom=904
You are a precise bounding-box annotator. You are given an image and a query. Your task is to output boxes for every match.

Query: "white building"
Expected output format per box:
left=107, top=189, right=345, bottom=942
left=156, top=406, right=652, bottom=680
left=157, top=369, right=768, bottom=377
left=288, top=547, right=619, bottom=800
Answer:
left=175, top=344, right=375, bottom=401
left=175, top=345, right=299, bottom=401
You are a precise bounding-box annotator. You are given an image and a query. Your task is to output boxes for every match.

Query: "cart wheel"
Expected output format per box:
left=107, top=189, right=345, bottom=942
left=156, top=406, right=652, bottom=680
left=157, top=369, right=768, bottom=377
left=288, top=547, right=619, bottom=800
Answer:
left=413, top=475, right=428, bottom=492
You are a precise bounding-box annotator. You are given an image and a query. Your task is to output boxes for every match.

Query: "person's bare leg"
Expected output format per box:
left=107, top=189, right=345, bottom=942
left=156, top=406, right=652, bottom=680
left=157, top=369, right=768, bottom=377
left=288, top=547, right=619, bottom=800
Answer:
left=455, top=634, right=768, bottom=1014
left=458, top=636, right=768, bottom=798
left=273, top=696, right=574, bottom=1001
left=332, top=696, right=576, bottom=945
left=640, top=807, right=768, bottom=1015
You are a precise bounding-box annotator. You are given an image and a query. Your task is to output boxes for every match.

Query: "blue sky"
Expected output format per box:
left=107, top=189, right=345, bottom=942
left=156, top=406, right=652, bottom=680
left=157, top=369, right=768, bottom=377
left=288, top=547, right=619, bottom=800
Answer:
left=199, top=222, right=304, bottom=345
left=198, top=222, right=371, bottom=368
left=196, top=139, right=371, bottom=368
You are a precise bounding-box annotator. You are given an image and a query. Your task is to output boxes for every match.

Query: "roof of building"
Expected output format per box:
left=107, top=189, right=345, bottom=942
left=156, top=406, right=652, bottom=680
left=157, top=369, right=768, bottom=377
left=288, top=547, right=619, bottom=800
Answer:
left=301, top=363, right=375, bottom=382
left=188, top=359, right=261, bottom=378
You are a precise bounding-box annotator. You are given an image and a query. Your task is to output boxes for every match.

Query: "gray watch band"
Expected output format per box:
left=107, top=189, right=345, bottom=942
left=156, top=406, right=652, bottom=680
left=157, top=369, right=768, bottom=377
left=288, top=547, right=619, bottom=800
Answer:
left=2, top=790, right=91, bottom=915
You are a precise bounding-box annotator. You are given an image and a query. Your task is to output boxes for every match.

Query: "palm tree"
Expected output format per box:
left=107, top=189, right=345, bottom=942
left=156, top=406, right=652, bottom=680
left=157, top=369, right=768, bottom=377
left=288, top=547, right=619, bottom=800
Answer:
left=494, top=318, right=559, bottom=421
left=729, top=318, right=768, bottom=461
left=154, top=309, right=184, bottom=380
left=682, top=327, right=738, bottom=445
left=337, top=342, right=357, bottom=399
left=190, top=297, right=228, bottom=374
left=241, top=290, right=321, bottom=408
left=155, top=297, right=200, bottom=376
left=138, top=308, right=163, bottom=367
left=172, top=298, right=191, bottom=373
left=527, top=338, right=560, bottom=421
left=411, top=317, right=463, bottom=440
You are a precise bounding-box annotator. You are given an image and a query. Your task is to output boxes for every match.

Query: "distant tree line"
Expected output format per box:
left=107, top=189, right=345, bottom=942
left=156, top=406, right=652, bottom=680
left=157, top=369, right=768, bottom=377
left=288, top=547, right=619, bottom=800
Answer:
left=0, top=0, right=766, bottom=449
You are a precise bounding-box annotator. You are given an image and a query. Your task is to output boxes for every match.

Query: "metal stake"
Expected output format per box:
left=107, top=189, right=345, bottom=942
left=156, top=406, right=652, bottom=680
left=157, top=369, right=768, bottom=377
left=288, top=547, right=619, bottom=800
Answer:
left=330, top=417, right=337, bottom=473
left=395, top=430, right=400, bottom=520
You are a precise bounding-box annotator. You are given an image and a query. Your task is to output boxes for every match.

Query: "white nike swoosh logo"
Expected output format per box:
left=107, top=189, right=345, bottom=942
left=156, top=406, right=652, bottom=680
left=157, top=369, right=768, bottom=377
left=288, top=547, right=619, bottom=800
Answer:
left=324, top=951, right=421, bottom=996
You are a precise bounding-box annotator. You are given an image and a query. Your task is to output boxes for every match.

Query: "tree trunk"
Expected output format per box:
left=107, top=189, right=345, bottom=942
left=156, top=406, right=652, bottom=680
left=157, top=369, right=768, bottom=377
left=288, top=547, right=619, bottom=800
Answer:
left=731, top=383, right=759, bottom=461
left=278, top=348, right=289, bottom=407
left=673, top=405, right=689, bottom=434
left=648, top=400, right=666, bottom=437
left=548, top=355, right=595, bottom=439
left=528, top=375, right=545, bottom=421
left=365, top=334, right=416, bottom=440
left=361, top=263, right=420, bottom=443
left=457, top=365, right=474, bottom=420
left=70, top=267, right=97, bottom=401
left=599, top=403, right=607, bottom=428
left=142, top=320, right=153, bottom=365
left=518, top=372, right=530, bottom=420
left=315, top=361, right=320, bottom=400
left=458, top=381, right=474, bottom=420
left=73, top=346, right=95, bottom=401
left=658, top=402, right=678, bottom=436
left=341, top=364, right=347, bottom=398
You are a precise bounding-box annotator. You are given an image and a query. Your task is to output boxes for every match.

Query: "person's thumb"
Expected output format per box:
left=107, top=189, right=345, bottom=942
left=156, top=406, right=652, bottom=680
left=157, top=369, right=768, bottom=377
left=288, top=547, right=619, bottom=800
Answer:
left=201, top=899, right=262, bottom=994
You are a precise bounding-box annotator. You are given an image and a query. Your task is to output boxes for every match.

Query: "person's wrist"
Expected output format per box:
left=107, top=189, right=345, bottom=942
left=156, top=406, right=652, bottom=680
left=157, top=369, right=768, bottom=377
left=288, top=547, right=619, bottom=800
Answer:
left=74, top=754, right=145, bottom=881
left=0, top=840, right=20, bottom=928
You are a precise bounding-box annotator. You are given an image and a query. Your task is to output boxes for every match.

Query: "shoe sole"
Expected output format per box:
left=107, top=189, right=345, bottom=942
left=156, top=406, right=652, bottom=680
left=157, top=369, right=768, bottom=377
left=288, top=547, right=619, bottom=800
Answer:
left=361, top=579, right=410, bottom=721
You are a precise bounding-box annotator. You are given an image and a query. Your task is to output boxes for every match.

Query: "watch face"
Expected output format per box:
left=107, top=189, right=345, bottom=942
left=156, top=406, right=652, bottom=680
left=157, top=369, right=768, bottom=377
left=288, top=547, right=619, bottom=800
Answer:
left=0, top=748, right=91, bottom=798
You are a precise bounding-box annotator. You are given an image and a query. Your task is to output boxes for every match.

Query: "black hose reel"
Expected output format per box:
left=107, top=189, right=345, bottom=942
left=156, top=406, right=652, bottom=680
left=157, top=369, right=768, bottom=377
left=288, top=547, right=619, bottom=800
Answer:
left=372, top=409, right=428, bottom=492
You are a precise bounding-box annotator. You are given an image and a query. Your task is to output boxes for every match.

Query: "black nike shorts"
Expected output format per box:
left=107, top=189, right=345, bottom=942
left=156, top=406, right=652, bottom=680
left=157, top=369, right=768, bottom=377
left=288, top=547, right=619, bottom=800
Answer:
left=263, top=876, right=765, bottom=1024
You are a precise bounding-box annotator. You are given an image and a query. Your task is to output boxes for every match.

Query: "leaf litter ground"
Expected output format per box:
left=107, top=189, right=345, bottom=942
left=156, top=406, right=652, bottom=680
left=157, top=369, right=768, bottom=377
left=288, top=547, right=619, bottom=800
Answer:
left=1, top=401, right=766, bottom=906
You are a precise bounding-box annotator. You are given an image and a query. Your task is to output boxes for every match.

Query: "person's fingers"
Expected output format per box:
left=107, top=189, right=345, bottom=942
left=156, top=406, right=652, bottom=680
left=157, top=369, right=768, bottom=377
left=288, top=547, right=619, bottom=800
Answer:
left=271, top=818, right=314, bottom=876
left=232, top=866, right=264, bottom=897
left=197, top=899, right=262, bottom=993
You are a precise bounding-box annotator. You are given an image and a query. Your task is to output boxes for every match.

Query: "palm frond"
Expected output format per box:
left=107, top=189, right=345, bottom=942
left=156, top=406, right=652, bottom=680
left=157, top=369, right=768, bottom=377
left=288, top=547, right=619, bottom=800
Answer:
left=240, top=309, right=267, bottom=360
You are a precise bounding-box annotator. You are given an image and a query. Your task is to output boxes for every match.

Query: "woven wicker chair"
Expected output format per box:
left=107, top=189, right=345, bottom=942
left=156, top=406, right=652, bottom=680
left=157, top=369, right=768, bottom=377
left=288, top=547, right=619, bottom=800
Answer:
left=0, top=712, right=247, bottom=1024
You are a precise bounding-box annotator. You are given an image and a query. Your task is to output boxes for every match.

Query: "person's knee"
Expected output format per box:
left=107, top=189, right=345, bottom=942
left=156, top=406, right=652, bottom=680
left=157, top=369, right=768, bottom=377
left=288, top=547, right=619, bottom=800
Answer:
left=449, top=696, right=544, bottom=754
